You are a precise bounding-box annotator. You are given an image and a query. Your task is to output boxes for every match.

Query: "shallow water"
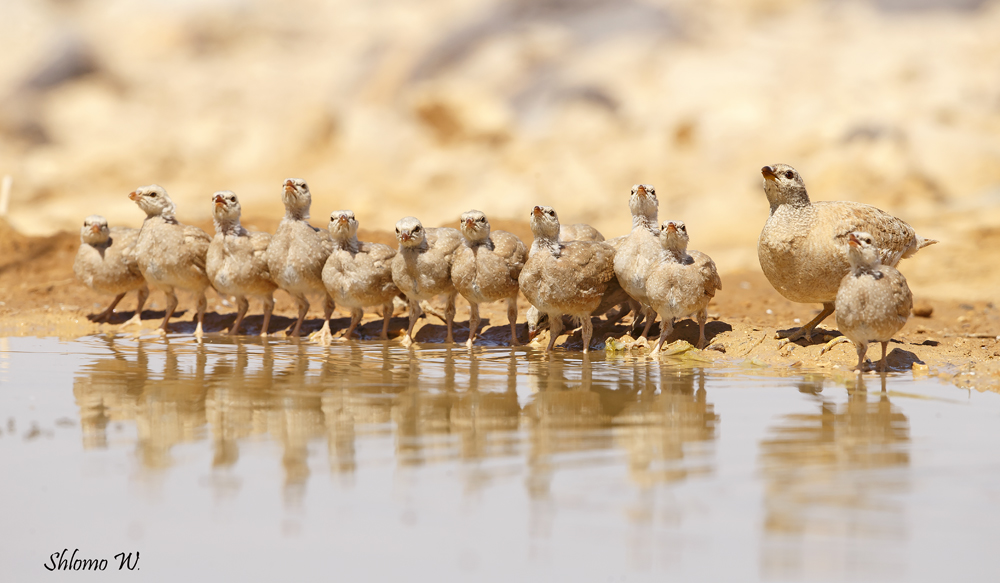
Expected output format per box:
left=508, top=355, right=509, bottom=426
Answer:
left=1, top=335, right=998, bottom=581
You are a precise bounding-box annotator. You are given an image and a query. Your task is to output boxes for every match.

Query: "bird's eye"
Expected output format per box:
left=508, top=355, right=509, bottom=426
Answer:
left=395, top=228, right=400, bottom=234
left=149, top=192, right=157, bottom=197
left=784, top=171, right=794, bottom=179
left=230, top=196, right=236, bottom=202
left=414, top=226, right=421, bottom=232
left=478, top=217, right=486, bottom=223
left=546, top=210, right=554, bottom=216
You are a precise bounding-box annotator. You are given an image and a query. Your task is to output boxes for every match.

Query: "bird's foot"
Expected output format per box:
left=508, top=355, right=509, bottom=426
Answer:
left=401, top=335, right=414, bottom=348
left=119, top=314, right=143, bottom=330
left=820, top=335, right=851, bottom=356
left=310, top=325, right=333, bottom=346
left=194, top=323, right=204, bottom=341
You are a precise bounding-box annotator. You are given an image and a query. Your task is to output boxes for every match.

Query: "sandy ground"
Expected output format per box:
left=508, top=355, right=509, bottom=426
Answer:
left=2, top=215, right=998, bottom=394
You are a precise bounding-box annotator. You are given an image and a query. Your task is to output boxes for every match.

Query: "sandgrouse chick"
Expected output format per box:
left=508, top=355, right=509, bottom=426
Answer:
left=758, top=164, right=934, bottom=341
left=391, top=216, right=463, bottom=347
left=129, top=185, right=212, bottom=336
left=451, top=209, right=528, bottom=348
left=264, top=178, right=335, bottom=339
left=831, top=232, right=912, bottom=372
left=646, top=221, right=722, bottom=355
left=73, top=215, right=149, bottom=325
left=613, top=184, right=662, bottom=338
left=322, top=210, right=400, bottom=340
left=518, top=205, right=617, bottom=353
left=206, top=191, right=277, bottom=336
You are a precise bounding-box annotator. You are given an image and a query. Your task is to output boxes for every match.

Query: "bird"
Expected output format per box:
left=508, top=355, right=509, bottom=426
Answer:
left=206, top=191, right=277, bottom=336
left=73, top=215, right=149, bottom=326
left=646, top=220, right=722, bottom=355
left=391, top=216, right=463, bottom=347
left=518, top=205, right=617, bottom=353
left=451, top=209, right=528, bottom=348
left=129, top=185, right=212, bottom=336
left=264, top=178, right=335, bottom=340
left=613, top=184, right=662, bottom=339
left=824, top=231, right=913, bottom=372
left=322, top=210, right=400, bottom=340
left=758, top=164, right=935, bottom=341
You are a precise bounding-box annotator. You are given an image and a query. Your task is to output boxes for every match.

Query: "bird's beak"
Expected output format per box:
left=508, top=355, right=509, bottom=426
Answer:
left=761, top=166, right=777, bottom=181
left=90, top=224, right=101, bottom=234
left=128, top=191, right=138, bottom=201
left=848, top=233, right=860, bottom=247
left=635, top=185, right=646, bottom=197
left=338, top=215, right=349, bottom=225
left=284, top=180, right=295, bottom=191
left=666, top=223, right=677, bottom=233
left=213, top=194, right=225, bottom=207
left=532, top=206, right=543, bottom=217
left=465, top=217, right=475, bottom=229
left=528, top=329, right=539, bottom=341
left=399, top=232, right=411, bottom=242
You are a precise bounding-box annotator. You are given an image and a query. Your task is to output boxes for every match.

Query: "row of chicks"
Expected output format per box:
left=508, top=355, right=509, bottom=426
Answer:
left=75, top=165, right=934, bottom=371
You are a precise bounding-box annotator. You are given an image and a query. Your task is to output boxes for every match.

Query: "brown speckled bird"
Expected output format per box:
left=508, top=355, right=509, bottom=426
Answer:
left=264, top=178, right=335, bottom=340
left=826, top=232, right=913, bottom=371
left=613, top=184, right=661, bottom=338
left=73, top=215, right=149, bottom=326
left=646, top=220, right=722, bottom=355
left=129, top=185, right=212, bottom=336
left=519, top=205, right=617, bottom=353
left=452, top=209, right=528, bottom=348
left=759, top=164, right=934, bottom=342
left=206, top=191, right=277, bottom=336
left=322, top=210, right=399, bottom=340
left=391, top=216, right=463, bottom=347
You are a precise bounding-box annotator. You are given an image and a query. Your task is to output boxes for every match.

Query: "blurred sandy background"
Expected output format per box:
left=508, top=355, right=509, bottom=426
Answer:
left=2, top=0, right=1000, bottom=300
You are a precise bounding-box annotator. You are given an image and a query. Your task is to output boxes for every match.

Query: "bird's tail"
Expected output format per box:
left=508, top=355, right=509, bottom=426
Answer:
left=901, top=234, right=938, bottom=260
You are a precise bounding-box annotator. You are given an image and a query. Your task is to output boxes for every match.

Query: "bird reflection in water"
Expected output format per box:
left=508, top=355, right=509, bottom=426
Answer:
left=758, top=374, right=910, bottom=580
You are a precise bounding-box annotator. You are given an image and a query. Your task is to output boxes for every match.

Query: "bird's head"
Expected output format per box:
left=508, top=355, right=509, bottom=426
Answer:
left=529, top=205, right=560, bottom=239
left=281, top=178, right=311, bottom=217
left=460, top=209, right=490, bottom=242
left=660, top=220, right=689, bottom=253
left=629, top=184, right=659, bottom=222
left=761, top=164, right=809, bottom=208
left=395, top=216, right=425, bottom=247
left=80, top=214, right=110, bottom=245
left=212, top=190, right=241, bottom=222
left=329, top=210, right=359, bottom=239
left=129, top=184, right=175, bottom=218
left=846, top=231, right=881, bottom=269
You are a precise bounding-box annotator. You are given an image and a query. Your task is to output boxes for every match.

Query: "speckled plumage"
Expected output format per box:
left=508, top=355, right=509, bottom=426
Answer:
left=391, top=216, right=463, bottom=346
left=519, top=205, right=617, bottom=353
left=129, top=185, right=212, bottom=335
left=647, top=221, right=722, bottom=355
left=264, top=178, right=335, bottom=338
left=835, top=232, right=912, bottom=371
left=452, top=210, right=527, bottom=348
left=73, top=215, right=149, bottom=324
left=559, top=223, right=604, bottom=242
left=206, top=191, right=277, bottom=335
left=322, top=210, right=399, bottom=340
left=758, top=164, right=934, bottom=340
left=613, top=184, right=661, bottom=338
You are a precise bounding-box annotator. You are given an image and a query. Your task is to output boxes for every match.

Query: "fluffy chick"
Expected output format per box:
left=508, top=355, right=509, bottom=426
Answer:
left=451, top=209, right=528, bottom=348
left=391, top=216, right=463, bottom=347
left=646, top=220, right=722, bottom=355
left=758, top=164, right=934, bottom=341
left=206, top=191, right=277, bottom=335
left=613, top=184, right=662, bottom=338
left=518, top=205, right=617, bottom=353
left=832, top=232, right=913, bottom=372
left=322, top=210, right=400, bottom=340
left=73, top=215, right=149, bottom=325
left=129, top=185, right=212, bottom=336
left=264, top=178, right=335, bottom=339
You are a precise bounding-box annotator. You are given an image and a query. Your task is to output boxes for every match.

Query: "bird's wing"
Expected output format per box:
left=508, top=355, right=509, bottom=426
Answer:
left=690, top=250, right=722, bottom=296
left=183, top=224, right=212, bottom=270
left=492, top=231, right=528, bottom=280
left=817, top=201, right=918, bottom=266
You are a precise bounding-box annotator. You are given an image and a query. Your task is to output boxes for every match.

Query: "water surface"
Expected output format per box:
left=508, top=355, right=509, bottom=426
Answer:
left=1, top=336, right=998, bottom=581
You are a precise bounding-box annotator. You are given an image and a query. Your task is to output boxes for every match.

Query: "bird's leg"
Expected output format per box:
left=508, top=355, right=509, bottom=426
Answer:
left=507, top=296, right=520, bottom=347
left=291, top=295, right=309, bottom=337
left=159, top=290, right=178, bottom=335
left=546, top=313, right=563, bottom=352
left=229, top=296, right=249, bottom=335
left=879, top=341, right=890, bottom=372
left=92, top=293, right=126, bottom=323
left=639, top=306, right=656, bottom=339
left=629, top=299, right=646, bottom=332
left=853, top=341, right=868, bottom=372
left=311, top=295, right=335, bottom=345
left=778, top=302, right=835, bottom=343
left=194, top=291, right=207, bottom=339
left=697, top=308, right=708, bottom=349
left=605, top=301, right=632, bottom=325
left=402, top=298, right=420, bottom=347
left=466, top=302, right=480, bottom=349
left=380, top=302, right=393, bottom=340
left=445, top=292, right=457, bottom=344
left=120, top=286, right=150, bottom=329
left=260, top=295, right=274, bottom=337
left=819, top=335, right=851, bottom=355
left=581, top=317, right=593, bottom=354
left=343, top=308, right=363, bottom=340
left=649, top=316, right=673, bottom=357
